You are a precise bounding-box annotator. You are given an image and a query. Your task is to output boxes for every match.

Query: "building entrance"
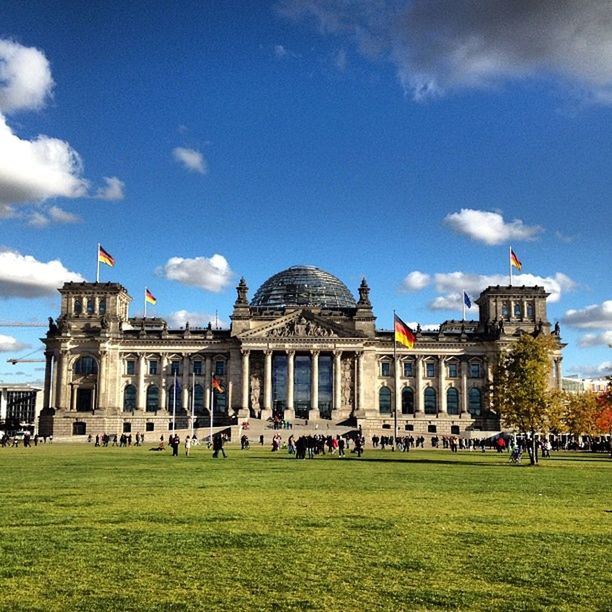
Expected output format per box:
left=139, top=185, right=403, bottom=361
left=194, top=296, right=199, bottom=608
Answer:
left=76, top=388, right=93, bottom=412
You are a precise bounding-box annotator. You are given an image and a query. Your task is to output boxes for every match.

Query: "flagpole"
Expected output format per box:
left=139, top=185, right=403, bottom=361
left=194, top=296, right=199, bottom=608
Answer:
left=144, top=287, right=147, bottom=318
left=96, top=243, right=100, bottom=283
left=509, top=246, right=512, bottom=286
left=462, top=290, right=466, bottom=321
left=209, top=379, right=214, bottom=447
left=172, top=371, right=177, bottom=434
left=191, top=372, right=195, bottom=439
left=393, top=310, right=398, bottom=452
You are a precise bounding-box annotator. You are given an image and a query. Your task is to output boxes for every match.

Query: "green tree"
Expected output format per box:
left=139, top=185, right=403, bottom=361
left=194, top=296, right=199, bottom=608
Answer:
left=491, top=334, right=558, bottom=465
left=563, top=391, right=600, bottom=449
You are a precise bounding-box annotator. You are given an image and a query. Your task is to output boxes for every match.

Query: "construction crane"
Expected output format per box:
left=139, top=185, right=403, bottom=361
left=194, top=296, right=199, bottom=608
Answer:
left=0, top=321, right=47, bottom=327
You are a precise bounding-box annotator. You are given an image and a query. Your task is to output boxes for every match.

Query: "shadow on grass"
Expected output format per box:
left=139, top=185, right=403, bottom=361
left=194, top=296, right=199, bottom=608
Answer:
left=246, top=455, right=512, bottom=468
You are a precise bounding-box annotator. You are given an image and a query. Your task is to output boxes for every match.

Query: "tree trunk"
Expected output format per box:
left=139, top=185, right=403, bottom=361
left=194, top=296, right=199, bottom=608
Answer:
left=530, top=431, right=538, bottom=465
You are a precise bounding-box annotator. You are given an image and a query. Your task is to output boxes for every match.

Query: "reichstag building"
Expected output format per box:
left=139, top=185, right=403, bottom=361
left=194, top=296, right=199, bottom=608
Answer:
left=39, top=265, right=564, bottom=438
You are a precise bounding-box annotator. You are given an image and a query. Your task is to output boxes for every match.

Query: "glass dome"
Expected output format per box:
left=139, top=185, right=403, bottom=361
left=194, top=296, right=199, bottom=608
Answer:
left=251, top=265, right=356, bottom=311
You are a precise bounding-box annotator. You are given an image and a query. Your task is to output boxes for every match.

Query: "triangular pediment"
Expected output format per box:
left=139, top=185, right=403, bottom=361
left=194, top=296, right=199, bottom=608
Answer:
left=239, top=310, right=355, bottom=340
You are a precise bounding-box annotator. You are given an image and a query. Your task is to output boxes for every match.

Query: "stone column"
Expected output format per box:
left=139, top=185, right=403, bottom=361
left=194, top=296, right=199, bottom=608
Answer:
left=394, top=355, right=402, bottom=416
left=310, top=350, right=319, bottom=417
left=58, top=350, right=69, bottom=410
left=438, top=356, right=447, bottom=414
left=182, top=355, right=190, bottom=412
left=98, top=351, right=107, bottom=410
left=204, top=356, right=212, bottom=413
left=262, top=350, right=273, bottom=419
left=333, top=351, right=342, bottom=412
left=461, top=360, right=469, bottom=414
left=137, top=354, right=146, bottom=411
left=241, top=349, right=250, bottom=416
left=415, top=356, right=424, bottom=413
left=43, top=352, right=53, bottom=410
left=160, top=355, right=168, bottom=412
left=285, top=350, right=295, bottom=420
left=357, top=352, right=365, bottom=412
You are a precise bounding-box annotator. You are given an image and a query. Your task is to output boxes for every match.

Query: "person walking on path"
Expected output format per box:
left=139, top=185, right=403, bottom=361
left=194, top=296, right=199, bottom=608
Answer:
left=185, top=435, right=191, bottom=457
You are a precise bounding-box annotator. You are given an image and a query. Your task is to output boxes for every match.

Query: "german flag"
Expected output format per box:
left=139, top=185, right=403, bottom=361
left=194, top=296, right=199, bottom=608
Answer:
left=212, top=376, right=224, bottom=393
left=394, top=314, right=416, bottom=349
left=145, top=288, right=157, bottom=305
left=98, top=245, right=115, bottom=267
left=510, top=248, right=522, bottom=271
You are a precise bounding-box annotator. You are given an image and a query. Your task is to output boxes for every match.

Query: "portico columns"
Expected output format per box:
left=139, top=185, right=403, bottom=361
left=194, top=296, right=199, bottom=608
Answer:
left=461, top=360, right=469, bottom=414
left=137, top=354, right=146, bottom=410
left=204, top=356, right=212, bottom=413
left=357, top=352, right=365, bottom=412
left=285, top=350, right=295, bottom=420
left=241, top=350, right=250, bottom=415
left=262, top=350, right=273, bottom=419
left=311, top=350, right=319, bottom=417
left=182, top=355, right=190, bottom=412
left=438, top=356, right=447, bottom=414
left=333, top=351, right=342, bottom=412
left=415, top=356, right=424, bottom=413
left=160, top=355, right=168, bottom=412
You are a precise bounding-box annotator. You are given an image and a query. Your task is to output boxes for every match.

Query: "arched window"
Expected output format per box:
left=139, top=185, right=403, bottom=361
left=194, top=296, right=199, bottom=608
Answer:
left=146, top=385, right=159, bottom=412
left=193, top=384, right=205, bottom=415
left=74, top=298, right=82, bottom=315
left=123, top=384, right=137, bottom=411
left=74, top=356, right=98, bottom=375
left=401, top=387, right=414, bottom=414
left=424, top=387, right=437, bottom=415
left=87, top=298, right=95, bottom=314
left=447, top=388, right=459, bottom=415
left=379, top=387, right=392, bottom=415
left=213, top=388, right=226, bottom=414
left=99, top=298, right=106, bottom=315
left=167, top=381, right=181, bottom=410
left=469, top=388, right=482, bottom=416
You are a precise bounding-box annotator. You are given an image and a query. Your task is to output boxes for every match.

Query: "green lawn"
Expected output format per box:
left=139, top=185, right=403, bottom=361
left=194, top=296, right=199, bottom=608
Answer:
left=0, top=443, right=610, bottom=611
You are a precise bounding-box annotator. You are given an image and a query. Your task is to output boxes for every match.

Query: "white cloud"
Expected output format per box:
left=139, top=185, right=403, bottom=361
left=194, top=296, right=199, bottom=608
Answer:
left=166, top=309, right=227, bottom=329
left=401, top=270, right=430, bottom=291
left=566, top=361, right=612, bottom=378
left=0, top=39, right=54, bottom=114
left=48, top=205, right=81, bottom=224
left=172, top=147, right=207, bottom=174
left=443, top=209, right=543, bottom=245
left=0, top=38, right=124, bottom=213
left=279, top=1, right=612, bottom=102
left=402, top=269, right=576, bottom=311
left=274, top=44, right=288, bottom=59
left=0, top=113, right=88, bottom=205
left=158, top=254, right=232, bottom=293
left=562, top=300, right=612, bottom=330
left=0, top=248, right=84, bottom=298
left=95, top=176, right=125, bottom=201
left=0, top=334, right=30, bottom=353
left=578, top=331, right=612, bottom=348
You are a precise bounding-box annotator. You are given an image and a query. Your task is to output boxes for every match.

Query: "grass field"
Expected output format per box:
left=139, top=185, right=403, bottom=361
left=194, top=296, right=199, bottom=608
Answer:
left=0, top=443, right=610, bottom=611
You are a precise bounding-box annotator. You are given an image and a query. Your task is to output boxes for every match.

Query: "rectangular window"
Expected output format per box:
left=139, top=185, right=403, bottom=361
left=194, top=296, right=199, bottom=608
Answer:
left=405, top=424, right=414, bottom=431
left=469, top=363, right=481, bottom=378
left=427, top=425, right=437, bottom=433
left=380, top=362, right=391, bottom=377
left=215, top=360, right=225, bottom=376
left=145, top=422, right=155, bottom=432
left=403, top=362, right=413, bottom=377
left=447, top=363, right=458, bottom=378
left=148, top=360, right=158, bottom=375
left=123, top=422, right=132, bottom=433
left=126, top=360, right=135, bottom=376
left=451, top=425, right=460, bottom=435
left=426, top=362, right=435, bottom=377
left=193, top=360, right=203, bottom=376
left=170, top=361, right=180, bottom=375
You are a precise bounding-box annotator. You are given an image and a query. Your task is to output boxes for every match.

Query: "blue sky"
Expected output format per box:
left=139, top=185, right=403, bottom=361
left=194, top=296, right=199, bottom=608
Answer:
left=0, top=0, right=611, bottom=385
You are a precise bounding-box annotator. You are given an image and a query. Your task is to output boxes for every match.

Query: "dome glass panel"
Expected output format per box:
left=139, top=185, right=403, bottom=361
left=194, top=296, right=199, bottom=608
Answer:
left=251, top=265, right=356, bottom=311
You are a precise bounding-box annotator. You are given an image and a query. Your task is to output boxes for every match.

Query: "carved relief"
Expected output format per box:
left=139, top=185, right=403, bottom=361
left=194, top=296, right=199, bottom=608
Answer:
left=340, top=354, right=355, bottom=411
left=266, top=316, right=337, bottom=338
left=249, top=353, right=264, bottom=412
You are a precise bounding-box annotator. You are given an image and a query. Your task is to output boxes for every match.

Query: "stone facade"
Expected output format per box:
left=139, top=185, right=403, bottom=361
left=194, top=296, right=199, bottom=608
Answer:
left=39, top=268, right=564, bottom=439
